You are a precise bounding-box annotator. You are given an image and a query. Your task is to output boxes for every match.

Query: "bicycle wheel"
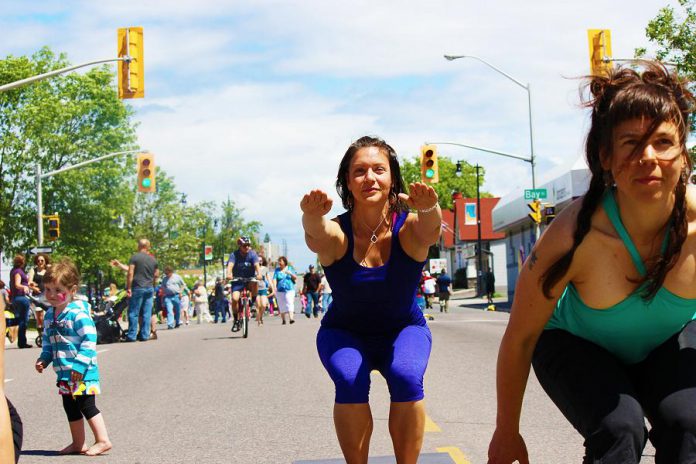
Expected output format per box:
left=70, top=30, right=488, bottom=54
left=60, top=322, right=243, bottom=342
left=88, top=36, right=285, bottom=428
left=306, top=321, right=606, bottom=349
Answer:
left=242, top=298, right=249, bottom=338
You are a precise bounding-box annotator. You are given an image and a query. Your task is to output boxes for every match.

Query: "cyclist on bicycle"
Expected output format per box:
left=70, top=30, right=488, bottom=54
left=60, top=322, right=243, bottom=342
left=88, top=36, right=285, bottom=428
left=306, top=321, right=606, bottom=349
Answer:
left=226, top=236, right=261, bottom=332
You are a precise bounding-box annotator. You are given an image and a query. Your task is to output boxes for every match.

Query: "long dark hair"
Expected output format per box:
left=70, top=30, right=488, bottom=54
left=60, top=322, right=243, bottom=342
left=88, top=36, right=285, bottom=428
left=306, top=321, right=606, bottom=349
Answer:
left=541, top=61, right=695, bottom=300
left=335, top=135, right=409, bottom=213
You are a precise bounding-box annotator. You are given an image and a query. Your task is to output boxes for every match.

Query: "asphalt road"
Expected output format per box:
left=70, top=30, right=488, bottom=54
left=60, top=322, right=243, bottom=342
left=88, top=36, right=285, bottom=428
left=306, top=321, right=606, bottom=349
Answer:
left=4, top=296, right=656, bottom=463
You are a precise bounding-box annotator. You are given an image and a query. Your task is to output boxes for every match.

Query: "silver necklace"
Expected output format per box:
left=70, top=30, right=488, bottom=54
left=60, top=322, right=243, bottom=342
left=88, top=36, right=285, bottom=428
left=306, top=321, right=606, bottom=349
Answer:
left=365, top=214, right=388, bottom=244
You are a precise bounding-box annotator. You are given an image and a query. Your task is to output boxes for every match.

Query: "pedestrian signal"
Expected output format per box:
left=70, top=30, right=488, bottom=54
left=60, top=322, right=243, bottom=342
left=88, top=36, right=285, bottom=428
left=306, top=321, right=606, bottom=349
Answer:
left=527, top=200, right=542, bottom=224
left=543, top=205, right=556, bottom=225
left=587, top=29, right=613, bottom=76
left=420, top=145, right=439, bottom=183
left=137, top=153, right=156, bottom=193
left=47, top=215, right=60, bottom=241
left=117, top=27, right=145, bottom=99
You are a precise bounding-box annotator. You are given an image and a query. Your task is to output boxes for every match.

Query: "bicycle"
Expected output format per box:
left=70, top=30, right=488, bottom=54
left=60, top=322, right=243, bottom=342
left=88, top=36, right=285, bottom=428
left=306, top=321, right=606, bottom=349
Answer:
left=230, top=278, right=256, bottom=339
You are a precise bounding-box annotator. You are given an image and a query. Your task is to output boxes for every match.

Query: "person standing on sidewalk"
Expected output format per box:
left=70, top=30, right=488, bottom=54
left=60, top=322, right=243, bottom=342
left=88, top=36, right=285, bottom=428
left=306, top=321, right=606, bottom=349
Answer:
left=488, top=62, right=696, bottom=463
left=302, top=265, right=322, bottom=318
left=9, top=255, right=33, bottom=349
left=161, top=267, right=186, bottom=329
left=319, top=272, right=332, bottom=315
left=302, top=135, right=441, bottom=464
left=436, top=270, right=452, bottom=313
left=273, top=257, right=296, bottom=325
left=125, top=239, right=158, bottom=342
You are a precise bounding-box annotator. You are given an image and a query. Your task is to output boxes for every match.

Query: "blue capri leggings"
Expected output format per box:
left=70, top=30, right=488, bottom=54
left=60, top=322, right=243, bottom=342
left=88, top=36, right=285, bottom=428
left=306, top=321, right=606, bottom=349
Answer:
left=316, top=325, right=432, bottom=404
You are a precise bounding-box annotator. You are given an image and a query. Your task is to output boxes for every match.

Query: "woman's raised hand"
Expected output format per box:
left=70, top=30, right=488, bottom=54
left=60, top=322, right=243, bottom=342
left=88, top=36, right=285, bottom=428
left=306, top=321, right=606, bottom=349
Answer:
left=301, top=189, right=333, bottom=217
left=398, top=182, right=438, bottom=211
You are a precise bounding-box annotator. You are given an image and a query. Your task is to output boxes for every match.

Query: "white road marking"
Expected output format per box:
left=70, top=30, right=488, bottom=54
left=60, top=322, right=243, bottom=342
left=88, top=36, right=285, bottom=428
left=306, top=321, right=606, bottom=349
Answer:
left=96, top=349, right=109, bottom=353
left=4, top=379, right=13, bottom=383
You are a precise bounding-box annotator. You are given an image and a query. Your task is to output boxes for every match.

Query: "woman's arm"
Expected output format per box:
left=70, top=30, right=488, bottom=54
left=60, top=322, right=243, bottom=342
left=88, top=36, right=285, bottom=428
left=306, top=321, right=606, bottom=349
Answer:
left=13, top=272, right=29, bottom=294
left=399, top=183, right=442, bottom=261
left=488, top=203, right=579, bottom=464
left=301, top=190, right=346, bottom=265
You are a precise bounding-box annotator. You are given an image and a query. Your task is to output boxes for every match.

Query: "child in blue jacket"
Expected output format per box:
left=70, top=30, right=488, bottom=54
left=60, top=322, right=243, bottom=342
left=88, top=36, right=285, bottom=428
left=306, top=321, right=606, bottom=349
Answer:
left=35, top=259, right=111, bottom=456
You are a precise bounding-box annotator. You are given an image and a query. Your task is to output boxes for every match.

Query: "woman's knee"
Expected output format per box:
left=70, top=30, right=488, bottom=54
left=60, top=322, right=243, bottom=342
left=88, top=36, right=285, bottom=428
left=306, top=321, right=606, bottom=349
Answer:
left=385, top=368, right=424, bottom=402
left=589, top=394, right=646, bottom=453
left=659, top=389, right=696, bottom=435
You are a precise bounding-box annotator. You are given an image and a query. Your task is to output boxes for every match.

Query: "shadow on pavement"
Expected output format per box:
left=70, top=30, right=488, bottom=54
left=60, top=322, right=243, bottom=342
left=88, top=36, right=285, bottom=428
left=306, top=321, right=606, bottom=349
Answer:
left=22, top=450, right=60, bottom=456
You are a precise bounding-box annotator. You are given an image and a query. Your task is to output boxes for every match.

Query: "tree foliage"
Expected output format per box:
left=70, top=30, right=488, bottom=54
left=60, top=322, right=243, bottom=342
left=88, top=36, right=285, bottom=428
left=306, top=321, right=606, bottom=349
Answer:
left=636, top=0, right=696, bottom=158
left=400, top=155, right=489, bottom=210
left=0, top=47, right=138, bottom=267
left=1, top=48, right=263, bottom=283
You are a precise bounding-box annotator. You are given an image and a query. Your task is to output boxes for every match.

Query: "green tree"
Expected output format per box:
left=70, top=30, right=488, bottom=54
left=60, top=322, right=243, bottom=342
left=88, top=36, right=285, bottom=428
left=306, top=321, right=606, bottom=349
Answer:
left=129, top=168, right=215, bottom=270
left=214, top=197, right=262, bottom=258
left=0, top=47, right=138, bottom=268
left=400, top=156, right=489, bottom=210
left=636, top=0, right=696, bottom=157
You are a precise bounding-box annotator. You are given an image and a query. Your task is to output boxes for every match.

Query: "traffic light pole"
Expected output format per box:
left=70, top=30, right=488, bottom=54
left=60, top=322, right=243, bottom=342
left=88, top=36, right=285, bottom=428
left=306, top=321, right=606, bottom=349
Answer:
left=0, top=57, right=128, bottom=93
left=35, top=149, right=145, bottom=245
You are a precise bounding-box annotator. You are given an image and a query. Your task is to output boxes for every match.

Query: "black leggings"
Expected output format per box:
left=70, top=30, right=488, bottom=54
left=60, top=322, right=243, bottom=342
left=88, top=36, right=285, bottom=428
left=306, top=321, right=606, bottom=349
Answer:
left=62, top=395, right=100, bottom=422
left=7, top=397, right=22, bottom=464
left=532, top=322, right=696, bottom=464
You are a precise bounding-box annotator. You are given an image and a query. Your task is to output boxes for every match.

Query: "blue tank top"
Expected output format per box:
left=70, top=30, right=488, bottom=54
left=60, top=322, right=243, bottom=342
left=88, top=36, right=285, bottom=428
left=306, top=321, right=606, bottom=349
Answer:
left=546, top=189, right=696, bottom=364
left=321, top=211, right=427, bottom=335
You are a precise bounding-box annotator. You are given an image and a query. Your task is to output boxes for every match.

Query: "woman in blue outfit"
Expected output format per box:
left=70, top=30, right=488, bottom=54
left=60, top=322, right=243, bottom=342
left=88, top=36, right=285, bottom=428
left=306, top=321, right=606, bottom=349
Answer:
left=488, top=62, right=696, bottom=464
left=301, top=136, right=441, bottom=464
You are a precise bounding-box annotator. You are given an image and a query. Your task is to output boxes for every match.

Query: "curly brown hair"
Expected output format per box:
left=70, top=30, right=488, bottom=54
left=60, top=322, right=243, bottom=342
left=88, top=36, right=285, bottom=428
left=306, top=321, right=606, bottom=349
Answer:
left=541, top=61, right=695, bottom=300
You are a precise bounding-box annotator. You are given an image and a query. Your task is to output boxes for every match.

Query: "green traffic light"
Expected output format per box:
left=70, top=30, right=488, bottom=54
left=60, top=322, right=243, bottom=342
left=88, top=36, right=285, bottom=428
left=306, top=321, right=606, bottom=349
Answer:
left=142, top=178, right=151, bottom=188
left=425, top=169, right=435, bottom=178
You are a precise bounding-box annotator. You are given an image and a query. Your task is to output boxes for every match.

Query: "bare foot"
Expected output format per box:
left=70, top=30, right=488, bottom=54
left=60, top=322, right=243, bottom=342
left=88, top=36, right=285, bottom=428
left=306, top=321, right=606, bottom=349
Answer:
left=59, top=443, right=87, bottom=455
left=85, top=441, right=112, bottom=456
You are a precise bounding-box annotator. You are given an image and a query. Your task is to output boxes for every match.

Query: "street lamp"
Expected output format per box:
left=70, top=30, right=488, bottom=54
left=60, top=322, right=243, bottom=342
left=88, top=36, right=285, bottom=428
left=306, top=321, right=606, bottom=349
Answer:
left=455, top=162, right=484, bottom=297
left=444, top=54, right=536, bottom=189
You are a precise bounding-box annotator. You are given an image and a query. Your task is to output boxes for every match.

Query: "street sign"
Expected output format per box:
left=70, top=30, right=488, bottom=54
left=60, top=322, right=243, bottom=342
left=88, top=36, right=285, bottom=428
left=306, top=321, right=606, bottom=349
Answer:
left=28, top=246, right=53, bottom=255
left=204, top=245, right=213, bottom=261
left=524, top=189, right=547, bottom=200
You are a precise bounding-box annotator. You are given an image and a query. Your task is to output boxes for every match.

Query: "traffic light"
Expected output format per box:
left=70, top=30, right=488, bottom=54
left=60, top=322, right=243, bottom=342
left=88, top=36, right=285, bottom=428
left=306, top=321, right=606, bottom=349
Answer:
left=420, top=144, right=439, bottom=183
left=587, top=29, right=613, bottom=76
left=47, top=215, right=60, bottom=241
left=117, top=26, right=144, bottom=99
left=527, top=200, right=542, bottom=224
left=136, top=153, right=156, bottom=193
left=543, top=204, right=556, bottom=225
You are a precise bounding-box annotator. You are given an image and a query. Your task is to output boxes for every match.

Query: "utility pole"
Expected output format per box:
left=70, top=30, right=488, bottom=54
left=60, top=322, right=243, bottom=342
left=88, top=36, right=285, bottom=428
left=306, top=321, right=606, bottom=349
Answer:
left=475, top=165, right=483, bottom=297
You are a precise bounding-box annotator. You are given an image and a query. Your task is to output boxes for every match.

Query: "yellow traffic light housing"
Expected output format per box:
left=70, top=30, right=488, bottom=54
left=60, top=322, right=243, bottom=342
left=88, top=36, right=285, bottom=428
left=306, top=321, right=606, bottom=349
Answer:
left=527, top=200, right=542, bottom=224
left=117, top=26, right=145, bottom=99
left=543, top=204, right=556, bottom=225
left=47, top=215, right=60, bottom=241
left=420, top=145, right=439, bottom=183
left=137, top=153, right=156, bottom=193
left=587, top=29, right=613, bottom=76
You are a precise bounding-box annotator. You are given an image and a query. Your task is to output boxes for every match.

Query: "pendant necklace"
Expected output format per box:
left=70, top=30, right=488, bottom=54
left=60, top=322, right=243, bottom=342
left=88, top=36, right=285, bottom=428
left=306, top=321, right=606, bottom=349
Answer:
left=365, top=214, right=388, bottom=244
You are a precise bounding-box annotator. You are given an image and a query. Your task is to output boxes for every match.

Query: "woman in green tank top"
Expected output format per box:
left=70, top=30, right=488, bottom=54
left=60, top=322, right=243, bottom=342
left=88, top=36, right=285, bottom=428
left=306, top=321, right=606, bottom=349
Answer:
left=488, top=62, right=696, bottom=464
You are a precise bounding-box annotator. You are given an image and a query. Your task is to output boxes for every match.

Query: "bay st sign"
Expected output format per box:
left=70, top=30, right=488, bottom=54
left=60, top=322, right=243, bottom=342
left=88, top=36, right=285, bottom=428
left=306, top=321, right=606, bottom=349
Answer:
left=524, top=189, right=547, bottom=200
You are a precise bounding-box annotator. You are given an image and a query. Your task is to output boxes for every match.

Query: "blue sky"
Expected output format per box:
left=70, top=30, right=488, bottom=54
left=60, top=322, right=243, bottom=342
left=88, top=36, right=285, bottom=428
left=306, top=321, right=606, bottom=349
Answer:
left=1, top=0, right=681, bottom=271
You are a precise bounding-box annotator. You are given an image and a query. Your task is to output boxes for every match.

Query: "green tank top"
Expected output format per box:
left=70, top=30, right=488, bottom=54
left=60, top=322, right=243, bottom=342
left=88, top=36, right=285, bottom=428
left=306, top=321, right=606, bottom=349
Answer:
left=545, top=189, right=696, bottom=364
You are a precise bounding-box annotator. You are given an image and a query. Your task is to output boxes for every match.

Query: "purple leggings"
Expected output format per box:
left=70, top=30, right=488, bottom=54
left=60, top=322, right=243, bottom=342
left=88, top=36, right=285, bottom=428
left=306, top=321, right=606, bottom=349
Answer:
left=316, top=324, right=431, bottom=404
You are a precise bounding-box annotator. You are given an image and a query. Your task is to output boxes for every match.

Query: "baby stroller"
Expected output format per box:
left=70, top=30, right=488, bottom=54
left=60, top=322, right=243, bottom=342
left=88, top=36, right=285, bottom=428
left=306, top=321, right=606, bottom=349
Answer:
left=93, top=290, right=128, bottom=344
left=27, top=294, right=50, bottom=348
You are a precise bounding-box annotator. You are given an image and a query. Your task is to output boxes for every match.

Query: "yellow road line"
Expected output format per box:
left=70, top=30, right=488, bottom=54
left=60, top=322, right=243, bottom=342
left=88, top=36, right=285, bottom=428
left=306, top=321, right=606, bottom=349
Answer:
left=424, top=414, right=441, bottom=432
left=436, top=446, right=471, bottom=464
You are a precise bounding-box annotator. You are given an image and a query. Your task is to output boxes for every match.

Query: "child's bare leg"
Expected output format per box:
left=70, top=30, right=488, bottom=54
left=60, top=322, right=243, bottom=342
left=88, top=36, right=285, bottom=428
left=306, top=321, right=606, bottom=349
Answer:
left=59, top=419, right=87, bottom=454
left=85, top=413, right=112, bottom=456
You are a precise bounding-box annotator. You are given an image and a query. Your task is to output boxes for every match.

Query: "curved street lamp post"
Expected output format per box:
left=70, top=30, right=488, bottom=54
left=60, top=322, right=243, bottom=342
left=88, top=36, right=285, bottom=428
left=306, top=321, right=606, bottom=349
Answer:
left=444, top=54, right=536, bottom=189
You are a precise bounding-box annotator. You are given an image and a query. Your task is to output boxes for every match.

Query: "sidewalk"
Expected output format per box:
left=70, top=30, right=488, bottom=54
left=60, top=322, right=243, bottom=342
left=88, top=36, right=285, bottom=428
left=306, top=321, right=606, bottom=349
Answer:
left=449, top=288, right=511, bottom=312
